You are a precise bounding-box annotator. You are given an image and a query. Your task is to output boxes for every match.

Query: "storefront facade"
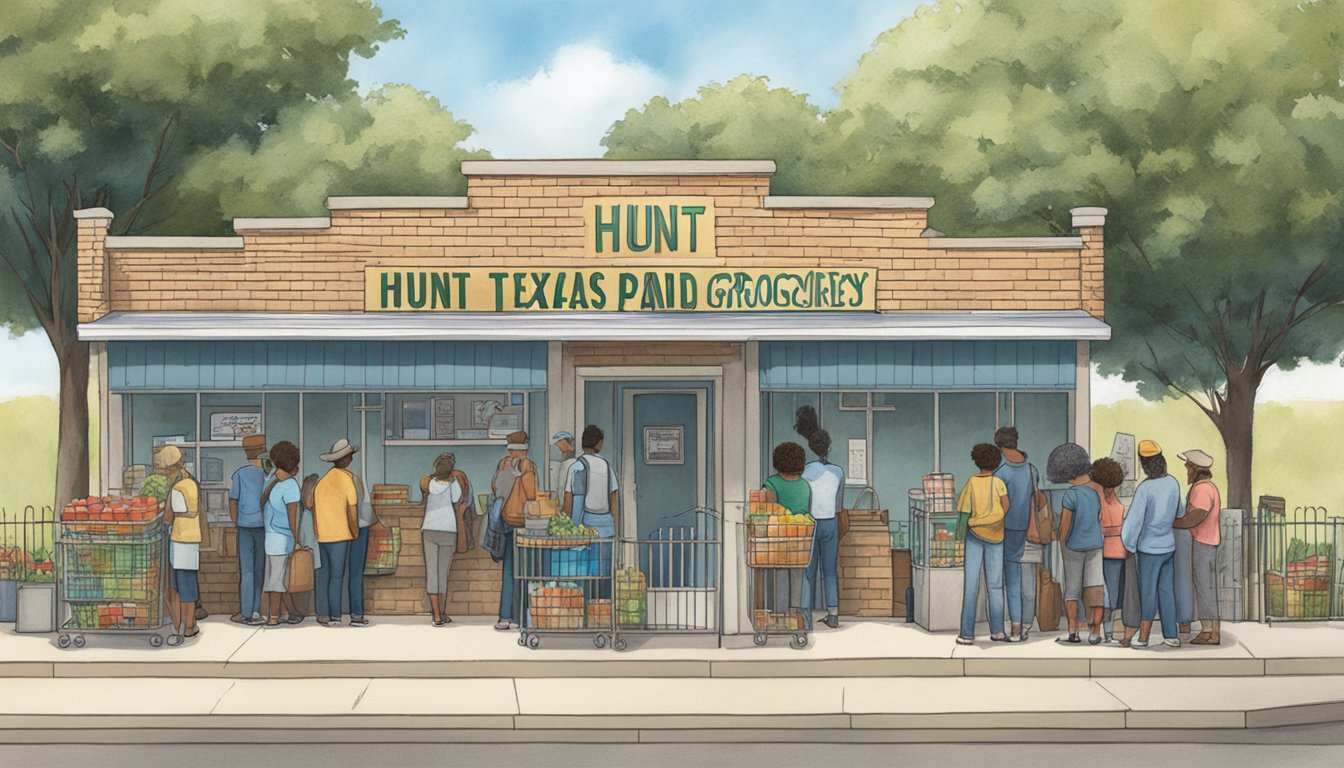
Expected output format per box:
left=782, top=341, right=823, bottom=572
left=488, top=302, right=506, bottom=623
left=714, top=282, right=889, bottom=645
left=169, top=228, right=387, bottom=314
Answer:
left=76, top=159, right=1107, bottom=634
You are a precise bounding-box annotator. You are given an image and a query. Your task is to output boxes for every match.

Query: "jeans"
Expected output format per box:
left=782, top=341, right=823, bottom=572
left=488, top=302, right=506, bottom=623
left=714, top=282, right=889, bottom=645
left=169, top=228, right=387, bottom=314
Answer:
left=801, top=518, right=840, bottom=619
left=1002, top=528, right=1036, bottom=626
left=318, top=540, right=351, bottom=621
left=1138, top=550, right=1177, bottom=639
left=347, top=526, right=369, bottom=616
left=1174, top=529, right=1194, bottom=625
left=961, top=533, right=1005, bottom=638
left=584, top=511, right=615, bottom=599
left=236, top=526, right=265, bottom=619
left=499, top=528, right=518, bottom=623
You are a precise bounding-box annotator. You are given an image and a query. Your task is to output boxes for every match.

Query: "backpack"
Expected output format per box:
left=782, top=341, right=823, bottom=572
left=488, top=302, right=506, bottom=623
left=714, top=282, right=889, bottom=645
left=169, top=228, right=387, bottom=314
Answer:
left=573, top=454, right=619, bottom=525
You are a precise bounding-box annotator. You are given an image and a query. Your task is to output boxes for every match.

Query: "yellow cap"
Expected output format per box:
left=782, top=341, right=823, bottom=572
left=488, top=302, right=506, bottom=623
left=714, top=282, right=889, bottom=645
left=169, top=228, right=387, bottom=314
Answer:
left=1137, top=439, right=1162, bottom=458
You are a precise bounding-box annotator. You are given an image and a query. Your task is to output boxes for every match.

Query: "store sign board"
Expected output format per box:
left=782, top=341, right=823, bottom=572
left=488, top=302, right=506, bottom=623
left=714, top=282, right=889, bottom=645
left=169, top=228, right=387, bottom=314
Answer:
left=583, top=197, right=716, bottom=258
left=365, top=266, right=876, bottom=312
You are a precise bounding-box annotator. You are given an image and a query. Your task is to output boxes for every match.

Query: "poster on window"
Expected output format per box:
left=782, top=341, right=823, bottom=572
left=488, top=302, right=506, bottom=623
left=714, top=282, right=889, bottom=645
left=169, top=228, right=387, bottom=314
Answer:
left=644, top=426, right=684, bottom=465
left=432, top=397, right=456, bottom=440
left=209, top=412, right=262, bottom=441
left=847, top=438, right=868, bottom=484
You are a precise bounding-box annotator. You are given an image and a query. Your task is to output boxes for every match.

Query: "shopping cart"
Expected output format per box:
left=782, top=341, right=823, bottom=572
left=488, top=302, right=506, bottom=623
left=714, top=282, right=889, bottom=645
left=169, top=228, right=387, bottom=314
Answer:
left=614, top=507, right=721, bottom=651
left=514, top=533, right=616, bottom=649
left=57, top=504, right=170, bottom=649
left=745, top=512, right=814, bottom=650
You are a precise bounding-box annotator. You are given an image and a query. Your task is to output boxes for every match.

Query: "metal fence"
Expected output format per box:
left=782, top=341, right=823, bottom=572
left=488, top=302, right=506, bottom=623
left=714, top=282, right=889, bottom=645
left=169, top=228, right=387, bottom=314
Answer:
left=0, top=505, right=57, bottom=583
left=1247, top=498, right=1343, bottom=623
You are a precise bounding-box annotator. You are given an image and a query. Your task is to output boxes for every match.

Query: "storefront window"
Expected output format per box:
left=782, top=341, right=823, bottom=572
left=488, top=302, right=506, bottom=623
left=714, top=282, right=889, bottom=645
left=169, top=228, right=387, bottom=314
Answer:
left=872, top=393, right=935, bottom=523
left=762, top=392, right=819, bottom=482
left=124, top=393, right=196, bottom=468
left=385, top=392, right=524, bottom=442
left=263, top=393, right=300, bottom=448
left=303, top=393, right=356, bottom=479
left=821, top=393, right=867, bottom=501
left=198, top=392, right=262, bottom=443
left=1012, top=392, right=1071, bottom=487
left=937, top=392, right=996, bottom=478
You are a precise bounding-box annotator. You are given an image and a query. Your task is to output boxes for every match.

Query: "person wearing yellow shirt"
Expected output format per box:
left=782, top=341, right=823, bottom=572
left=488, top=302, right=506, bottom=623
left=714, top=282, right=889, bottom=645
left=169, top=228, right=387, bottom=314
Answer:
left=157, top=445, right=202, bottom=641
left=313, top=438, right=360, bottom=627
left=955, top=443, right=1011, bottom=645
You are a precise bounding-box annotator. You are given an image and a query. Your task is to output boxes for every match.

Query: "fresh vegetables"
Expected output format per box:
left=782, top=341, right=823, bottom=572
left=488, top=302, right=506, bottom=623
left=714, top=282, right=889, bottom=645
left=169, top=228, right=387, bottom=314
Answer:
left=547, top=514, right=598, bottom=538
left=62, top=496, right=160, bottom=523
left=139, top=474, right=170, bottom=505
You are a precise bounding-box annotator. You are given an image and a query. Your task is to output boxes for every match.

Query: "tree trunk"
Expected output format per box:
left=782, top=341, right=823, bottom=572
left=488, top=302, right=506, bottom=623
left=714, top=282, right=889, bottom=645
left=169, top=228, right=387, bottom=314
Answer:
left=1213, top=372, right=1257, bottom=512
left=55, top=337, right=91, bottom=507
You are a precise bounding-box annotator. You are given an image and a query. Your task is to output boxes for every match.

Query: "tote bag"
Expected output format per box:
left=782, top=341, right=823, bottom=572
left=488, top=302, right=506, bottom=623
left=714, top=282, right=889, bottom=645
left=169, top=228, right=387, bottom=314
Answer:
left=286, top=547, right=315, bottom=593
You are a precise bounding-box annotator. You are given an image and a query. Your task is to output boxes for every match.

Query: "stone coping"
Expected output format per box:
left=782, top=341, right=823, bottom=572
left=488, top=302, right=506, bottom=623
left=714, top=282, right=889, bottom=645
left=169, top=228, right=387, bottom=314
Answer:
left=461, top=159, right=777, bottom=176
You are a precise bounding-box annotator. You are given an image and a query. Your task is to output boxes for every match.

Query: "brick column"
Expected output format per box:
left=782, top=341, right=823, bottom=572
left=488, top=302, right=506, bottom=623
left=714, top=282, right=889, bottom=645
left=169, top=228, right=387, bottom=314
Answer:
left=75, top=207, right=114, bottom=323
left=1070, top=207, right=1107, bottom=319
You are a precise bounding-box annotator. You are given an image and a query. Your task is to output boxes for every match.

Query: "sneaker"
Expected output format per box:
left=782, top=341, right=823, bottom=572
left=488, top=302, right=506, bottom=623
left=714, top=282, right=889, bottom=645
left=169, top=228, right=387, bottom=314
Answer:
left=285, top=614, right=304, bottom=625
left=1088, top=633, right=1103, bottom=645
left=244, top=616, right=266, bottom=626
left=349, top=617, right=369, bottom=627
left=1163, top=638, right=1181, bottom=648
left=229, top=613, right=248, bottom=624
left=821, top=614, right=839, bottom=629
left=494, top=619, right=511, bottom=631
left=1131, top=639, right=1150, bottom=649
left=955, top=636, right=975, bottom=645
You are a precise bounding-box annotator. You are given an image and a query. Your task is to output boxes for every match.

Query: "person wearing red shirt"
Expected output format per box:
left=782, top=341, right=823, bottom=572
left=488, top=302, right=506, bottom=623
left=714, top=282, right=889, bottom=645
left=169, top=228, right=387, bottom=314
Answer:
left=1172, top=449, right=1223, bottom=645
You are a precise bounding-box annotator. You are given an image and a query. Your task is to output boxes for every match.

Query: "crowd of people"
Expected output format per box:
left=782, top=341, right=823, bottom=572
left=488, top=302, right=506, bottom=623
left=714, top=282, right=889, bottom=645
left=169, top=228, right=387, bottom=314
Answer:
left=953, top=428, right=1224, bottom=648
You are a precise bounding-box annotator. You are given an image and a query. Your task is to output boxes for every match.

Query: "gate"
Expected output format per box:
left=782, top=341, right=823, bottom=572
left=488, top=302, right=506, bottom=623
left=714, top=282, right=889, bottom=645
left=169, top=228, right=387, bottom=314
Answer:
left=1247, top=497, right=1343, bottom=623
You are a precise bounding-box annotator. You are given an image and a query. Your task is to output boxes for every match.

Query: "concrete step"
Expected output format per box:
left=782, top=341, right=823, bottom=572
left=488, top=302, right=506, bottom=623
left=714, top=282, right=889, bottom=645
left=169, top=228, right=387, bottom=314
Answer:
left=3, top=675, right=1344, bottom=739
left=6, top=618, right=1344, bottom=679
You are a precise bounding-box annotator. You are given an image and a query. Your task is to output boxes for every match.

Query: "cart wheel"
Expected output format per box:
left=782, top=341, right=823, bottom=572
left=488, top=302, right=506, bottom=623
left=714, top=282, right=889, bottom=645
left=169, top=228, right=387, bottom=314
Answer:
left=150, top=634, right=164, bottom=648
left=593, top=633, right=607, bottom=649
left=614, top=637, right=627, bottom=651
left=790, top=634, right=808, bottom=650
left=527, top=634, right=540, bottom=649
left=73, top=635, right=86, bottom=648
left=58, top=634, right=72, bottom=649
left=753, top=633, right=768, bottom=646
left=517, top=633, right=528, bottom=647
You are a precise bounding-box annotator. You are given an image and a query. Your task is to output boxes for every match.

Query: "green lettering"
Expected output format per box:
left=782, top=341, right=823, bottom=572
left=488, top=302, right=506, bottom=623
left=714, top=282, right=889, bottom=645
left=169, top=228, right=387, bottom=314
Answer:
left=527, top=271, right=552, bottom=309
left=589, top=272, right=607, bottom=309
left=594, top=204, right=620, bottom=253
left=679, top=272, right=698, bottom=309
left=488, top=273, right=508, bottom=312
left=682, top=206, right=705, bottom=252
left=654, top=206, right=677, bottom=253
left=452, top=272, right=470, bottom=308
left=407, top=271, right=428, bottom=309
left=706, top=273, right=731, bottom=309
left=568, top=271, right=588, bottom=309
left=552, top=271, right=569, bottom=310
left=627, top=205, right=653, bottom=252
left=640, top=272, right=665, bottom=309
left=617, top=273, right=638, bottom=311
left=380, top=271, right=401, bottom=310
left=430, top=272, right=452, bottom=309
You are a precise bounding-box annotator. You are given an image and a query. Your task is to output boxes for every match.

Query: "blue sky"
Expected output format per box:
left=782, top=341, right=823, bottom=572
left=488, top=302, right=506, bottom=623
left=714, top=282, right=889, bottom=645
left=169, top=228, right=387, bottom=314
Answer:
left=1, top=0, right=1340, bottom=403
left=349, top=0, right=924, bottom=156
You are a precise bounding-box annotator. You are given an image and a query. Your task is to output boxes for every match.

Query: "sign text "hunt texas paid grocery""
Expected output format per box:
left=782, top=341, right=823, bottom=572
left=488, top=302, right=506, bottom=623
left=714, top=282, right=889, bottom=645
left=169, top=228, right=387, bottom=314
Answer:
left=365, top=268, right=875, bottom=312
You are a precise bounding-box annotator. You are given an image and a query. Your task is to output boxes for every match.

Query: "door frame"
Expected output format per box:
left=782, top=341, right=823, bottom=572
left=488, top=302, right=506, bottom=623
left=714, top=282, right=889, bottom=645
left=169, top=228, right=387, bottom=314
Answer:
left=573, top=366, right=724, bottom=528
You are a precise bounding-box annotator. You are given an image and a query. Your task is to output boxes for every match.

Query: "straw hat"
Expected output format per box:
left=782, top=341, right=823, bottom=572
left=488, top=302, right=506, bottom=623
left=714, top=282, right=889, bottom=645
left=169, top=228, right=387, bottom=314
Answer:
left=319, top=438, right=359, bottom=463
left=153, top=444, right=184, bottom=470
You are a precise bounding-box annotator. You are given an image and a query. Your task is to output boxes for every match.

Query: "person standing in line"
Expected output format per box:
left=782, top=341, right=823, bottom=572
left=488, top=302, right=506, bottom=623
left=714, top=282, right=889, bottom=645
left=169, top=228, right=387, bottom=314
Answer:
left=1172, top=449, right=1223, bottom=645
left=420, top=452, right=471, bottom=626
left=794, top=405, right=844, bottom=630
left=1092, top=457, right=1138, bottom=646
left=550, top=431, right=578, bottom=496
left=493, top=430, right=537, bottom=631
left=1120, top=440, right=1186, bottom=649
left=260, top=441, right=302, bottom=626
left=955, top=443, right=1011, bottom=645
left=1048, top=443, right=1107, bottom=645
left=312, top=438, right=360, bottom=627
left=158, top=445, right=202, bottom=640
left=228, top=434, right=269, bottom=625
left=562, top=425, right=619, bottom=599
left=992, top=427, right=1041, bottom=643
left=762, top=441, right=812, bottom=616
left=345, top=467, right=375, bottom=627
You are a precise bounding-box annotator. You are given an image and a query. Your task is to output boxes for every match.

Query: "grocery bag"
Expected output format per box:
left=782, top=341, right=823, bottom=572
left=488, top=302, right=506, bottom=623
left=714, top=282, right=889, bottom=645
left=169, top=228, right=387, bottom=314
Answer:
left=286, top=547, right=315, bottom=593
left=1036, top=565, right=1063, bottom=631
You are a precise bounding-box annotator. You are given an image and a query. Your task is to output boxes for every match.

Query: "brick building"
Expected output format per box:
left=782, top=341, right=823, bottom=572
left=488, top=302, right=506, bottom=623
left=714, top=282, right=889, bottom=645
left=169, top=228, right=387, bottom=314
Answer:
left=75, top=159, right=1108, bottom=634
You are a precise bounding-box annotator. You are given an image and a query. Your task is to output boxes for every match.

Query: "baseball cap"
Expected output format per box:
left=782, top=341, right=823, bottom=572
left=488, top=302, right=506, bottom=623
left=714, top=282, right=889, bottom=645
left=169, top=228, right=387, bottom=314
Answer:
left=1138, top=439, right=1162, bottom=458
left=1178, top=449, right=1214, bottom=468
left=551, top=431, right=575, bottom=445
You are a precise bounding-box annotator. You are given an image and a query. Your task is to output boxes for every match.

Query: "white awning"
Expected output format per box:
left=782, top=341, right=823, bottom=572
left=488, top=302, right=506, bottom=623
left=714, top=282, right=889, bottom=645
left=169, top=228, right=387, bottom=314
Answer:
left=79, top=310, right=1110, bottom=342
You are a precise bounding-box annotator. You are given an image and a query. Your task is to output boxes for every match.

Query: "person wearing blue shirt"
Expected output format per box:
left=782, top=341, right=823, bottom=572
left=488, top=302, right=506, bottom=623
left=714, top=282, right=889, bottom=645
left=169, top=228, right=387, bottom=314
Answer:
left=227, top=434, right=269, bottom=626
left=795, top=405, right=843, bottom=630
left=1119, top=440, right=1186, bottom=648
left=992, top=427, right=1042, bottom=643
left=1048, top=443, right=1107, bottom=645
left=261, top=440, right=303, bottom=626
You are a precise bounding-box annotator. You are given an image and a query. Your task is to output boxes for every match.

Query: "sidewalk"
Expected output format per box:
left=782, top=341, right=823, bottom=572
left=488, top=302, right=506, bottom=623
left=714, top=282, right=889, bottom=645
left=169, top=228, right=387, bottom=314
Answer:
left=4, top=619, right=1344, bottom=740
left=3, top=617, right=1344, bottom=678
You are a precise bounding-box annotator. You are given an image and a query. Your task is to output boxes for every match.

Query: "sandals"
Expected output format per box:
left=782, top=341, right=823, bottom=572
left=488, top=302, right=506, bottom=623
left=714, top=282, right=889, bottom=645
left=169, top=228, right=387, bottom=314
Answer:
left=1055, top=633, right=1082, bottom=644
left=1190, top=632, right=1220, bottom=645
left=349, top=616, right=369, bottom=627
left=990, top=634, right=1010, bottom=642
left=266, top=619, right=281, bottom=627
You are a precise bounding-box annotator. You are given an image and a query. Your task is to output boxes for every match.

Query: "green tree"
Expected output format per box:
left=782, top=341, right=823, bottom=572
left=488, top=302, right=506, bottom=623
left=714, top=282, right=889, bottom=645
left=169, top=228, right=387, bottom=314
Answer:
left=603, top=75, right=831, bottom=194
left=0, top=1, right=484, bottom=508
left=828, top=0, right=1344, bottom=509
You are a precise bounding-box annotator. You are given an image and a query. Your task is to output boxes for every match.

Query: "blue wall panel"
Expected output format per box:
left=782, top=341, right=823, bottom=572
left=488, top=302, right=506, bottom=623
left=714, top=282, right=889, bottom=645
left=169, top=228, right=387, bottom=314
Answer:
left=109, top=341, right=547, bottom=391
left=759, top=341, right=1076, bottom=390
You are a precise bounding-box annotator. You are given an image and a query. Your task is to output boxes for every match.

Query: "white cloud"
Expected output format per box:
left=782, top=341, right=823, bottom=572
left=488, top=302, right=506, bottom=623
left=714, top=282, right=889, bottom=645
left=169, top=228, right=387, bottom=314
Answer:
left=462, top=43, right=670, bottom=158
left=1091, top=359, right=1344, bottom=406
left=0, top=330, right=58, bottom=401
left=1090, top=365, right=1142, bottom=406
